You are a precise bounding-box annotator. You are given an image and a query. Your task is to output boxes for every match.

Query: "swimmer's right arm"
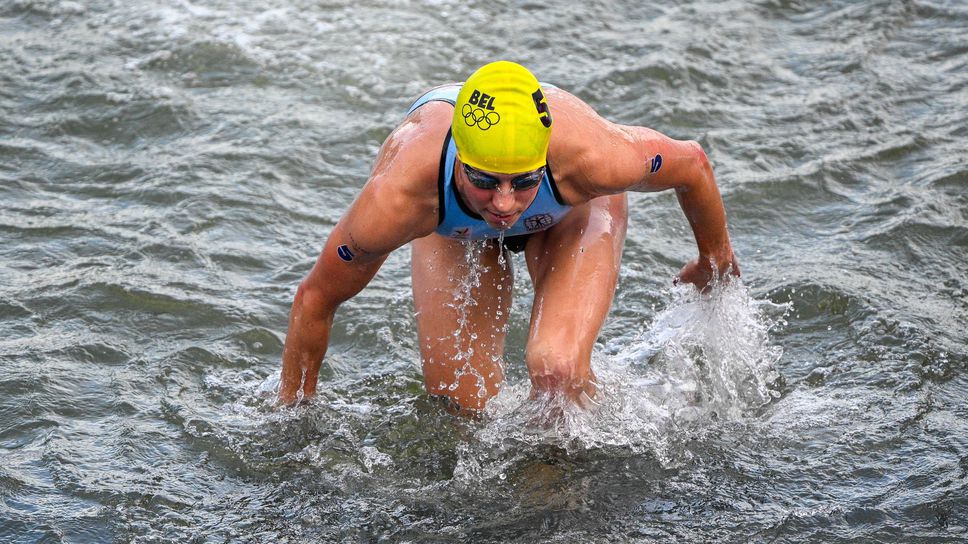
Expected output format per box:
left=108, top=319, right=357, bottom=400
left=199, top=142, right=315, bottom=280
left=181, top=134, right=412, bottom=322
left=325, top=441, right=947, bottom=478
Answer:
left=277, top=216, right=389, bottom=405
left=277, top=186, right=430, bottom=404
left=277, top=124, right=441, bottom=406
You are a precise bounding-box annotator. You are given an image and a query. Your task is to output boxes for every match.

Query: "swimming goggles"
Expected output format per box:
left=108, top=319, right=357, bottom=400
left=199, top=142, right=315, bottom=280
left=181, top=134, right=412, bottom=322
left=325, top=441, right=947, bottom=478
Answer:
left=461, top=162, right=546, bottom=191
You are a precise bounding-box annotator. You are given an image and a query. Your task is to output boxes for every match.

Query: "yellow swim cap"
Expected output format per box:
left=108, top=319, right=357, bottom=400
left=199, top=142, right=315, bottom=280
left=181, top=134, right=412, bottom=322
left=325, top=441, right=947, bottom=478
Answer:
left=452, top=61, right=552, bottom=174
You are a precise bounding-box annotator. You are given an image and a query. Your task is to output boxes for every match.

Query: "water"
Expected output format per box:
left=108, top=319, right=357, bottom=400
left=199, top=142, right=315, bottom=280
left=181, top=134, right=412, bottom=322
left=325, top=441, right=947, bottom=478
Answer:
left=2, top=0, right=966, bottom=542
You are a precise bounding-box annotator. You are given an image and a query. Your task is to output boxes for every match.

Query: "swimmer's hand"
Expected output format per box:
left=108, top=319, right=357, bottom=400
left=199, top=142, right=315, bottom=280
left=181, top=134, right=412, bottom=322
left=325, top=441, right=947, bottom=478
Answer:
left=277, top=359, right=318, bottom=408
left=674, top=254, right=741, bottom=291
left=276, top=384, right=301, bottom=407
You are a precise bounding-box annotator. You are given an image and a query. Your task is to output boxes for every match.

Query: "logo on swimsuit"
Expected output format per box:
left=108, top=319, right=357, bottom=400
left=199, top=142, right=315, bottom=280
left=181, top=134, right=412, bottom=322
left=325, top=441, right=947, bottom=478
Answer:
left=462, top=103, right=501, bottom=131
left=337, top=245, right=355, bottom=262
left=523, top=213, right=553, bottom=232
left=452, top=227, right=470, bottom=238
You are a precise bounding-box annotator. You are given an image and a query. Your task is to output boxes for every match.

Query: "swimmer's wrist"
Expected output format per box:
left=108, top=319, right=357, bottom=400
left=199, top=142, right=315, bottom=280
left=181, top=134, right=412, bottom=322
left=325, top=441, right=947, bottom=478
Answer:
left=698, top=250, right=740, bottom=276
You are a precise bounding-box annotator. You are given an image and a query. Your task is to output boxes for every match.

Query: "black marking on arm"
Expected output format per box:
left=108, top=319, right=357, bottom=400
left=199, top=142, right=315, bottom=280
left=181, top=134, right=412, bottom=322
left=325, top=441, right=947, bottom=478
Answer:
left=348, top=232, right=373, bottom=256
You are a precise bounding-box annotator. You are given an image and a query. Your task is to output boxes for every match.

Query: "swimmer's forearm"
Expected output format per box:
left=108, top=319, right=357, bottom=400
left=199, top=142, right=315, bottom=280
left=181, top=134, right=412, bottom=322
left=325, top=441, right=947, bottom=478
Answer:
left=278, top=286, right=337, bottom=405
left=277, top=229, right=390, bottom=405
left=674, top=150, right=736, bottom=269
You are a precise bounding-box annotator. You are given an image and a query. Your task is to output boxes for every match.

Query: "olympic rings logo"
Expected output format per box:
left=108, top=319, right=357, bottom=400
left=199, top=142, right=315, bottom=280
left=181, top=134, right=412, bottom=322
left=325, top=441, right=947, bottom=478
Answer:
left=462, top=103, right=501, bottom=130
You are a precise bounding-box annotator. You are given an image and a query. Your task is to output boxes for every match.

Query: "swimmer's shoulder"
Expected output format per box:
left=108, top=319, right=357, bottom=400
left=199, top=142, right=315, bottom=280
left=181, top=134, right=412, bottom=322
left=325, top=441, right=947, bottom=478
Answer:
left=363, top=99, right=453, bottom=235
left=543, top=87, right=621, bottom=203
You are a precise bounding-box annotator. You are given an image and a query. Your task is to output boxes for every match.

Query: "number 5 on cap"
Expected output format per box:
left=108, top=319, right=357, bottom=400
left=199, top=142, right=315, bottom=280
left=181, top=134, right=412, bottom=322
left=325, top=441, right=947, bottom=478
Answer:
left=531, top=89, right=552, bottom=128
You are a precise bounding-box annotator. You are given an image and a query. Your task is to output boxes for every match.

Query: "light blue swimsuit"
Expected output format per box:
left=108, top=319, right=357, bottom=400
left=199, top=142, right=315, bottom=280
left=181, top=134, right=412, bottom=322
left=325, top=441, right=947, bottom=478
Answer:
left=407, top=85, right=571, bottom=241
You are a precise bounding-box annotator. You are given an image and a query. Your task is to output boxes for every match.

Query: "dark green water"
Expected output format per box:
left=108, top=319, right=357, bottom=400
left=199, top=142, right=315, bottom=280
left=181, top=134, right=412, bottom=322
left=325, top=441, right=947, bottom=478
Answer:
left=1, top=0, right=966, bottom=542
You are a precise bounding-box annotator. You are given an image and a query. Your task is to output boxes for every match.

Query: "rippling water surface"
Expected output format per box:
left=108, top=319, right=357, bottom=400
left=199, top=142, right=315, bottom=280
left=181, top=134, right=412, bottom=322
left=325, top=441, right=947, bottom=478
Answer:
left=2, top=0, right=966, bottom=542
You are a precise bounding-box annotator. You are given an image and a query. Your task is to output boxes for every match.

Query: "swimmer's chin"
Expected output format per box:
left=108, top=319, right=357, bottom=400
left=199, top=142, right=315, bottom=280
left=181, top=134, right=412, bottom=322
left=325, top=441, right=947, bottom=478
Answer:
left=485, top=214, right=517, bottom=229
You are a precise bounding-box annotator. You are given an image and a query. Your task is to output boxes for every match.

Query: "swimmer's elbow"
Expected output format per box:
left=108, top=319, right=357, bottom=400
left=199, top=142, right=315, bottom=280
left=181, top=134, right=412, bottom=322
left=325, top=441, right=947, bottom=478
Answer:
left=294, top=280, right=339, bottom=323
left=676, top=140, right=714, bottom=193
left=688, top=140, right=709, bottom=164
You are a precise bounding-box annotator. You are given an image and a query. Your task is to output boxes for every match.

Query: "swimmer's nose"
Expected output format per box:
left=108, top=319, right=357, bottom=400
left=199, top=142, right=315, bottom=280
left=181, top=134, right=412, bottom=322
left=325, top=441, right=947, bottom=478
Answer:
left=491, top=183, right=516, bottom=212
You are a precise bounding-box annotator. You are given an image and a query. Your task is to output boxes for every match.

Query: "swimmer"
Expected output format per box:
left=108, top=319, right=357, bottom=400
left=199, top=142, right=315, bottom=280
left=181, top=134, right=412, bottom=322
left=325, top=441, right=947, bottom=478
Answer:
left=278, top=61, right=739, bottom=410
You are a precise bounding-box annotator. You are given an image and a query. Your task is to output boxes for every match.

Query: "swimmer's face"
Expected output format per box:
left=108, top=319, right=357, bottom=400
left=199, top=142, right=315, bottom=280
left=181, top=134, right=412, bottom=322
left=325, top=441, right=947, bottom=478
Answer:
left=457, top=160, right=543, bottom=230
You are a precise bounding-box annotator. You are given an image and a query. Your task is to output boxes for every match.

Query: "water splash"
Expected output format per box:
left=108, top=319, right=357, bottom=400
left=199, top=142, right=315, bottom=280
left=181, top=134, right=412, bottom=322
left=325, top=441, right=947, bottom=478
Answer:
left=447, top=240, right=485, bottom=340
left=441, top=240, right=500, bottom=397
left=610, top=276, right=787, bottom=423
left=455, top=277, right=788, bottom=477
left=496, top=231, right=507, bottom=270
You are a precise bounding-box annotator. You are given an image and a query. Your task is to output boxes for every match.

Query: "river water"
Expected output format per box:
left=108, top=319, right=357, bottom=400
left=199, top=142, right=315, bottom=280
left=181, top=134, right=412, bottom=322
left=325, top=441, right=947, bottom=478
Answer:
left=2, top=0, right=966, bottom=542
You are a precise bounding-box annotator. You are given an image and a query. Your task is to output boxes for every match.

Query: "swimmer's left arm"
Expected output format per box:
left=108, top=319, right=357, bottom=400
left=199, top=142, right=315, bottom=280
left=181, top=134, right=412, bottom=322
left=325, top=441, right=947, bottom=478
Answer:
left=543, top=89, right=737, bottom=287
left=589, top=123, right=740, bottom=287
